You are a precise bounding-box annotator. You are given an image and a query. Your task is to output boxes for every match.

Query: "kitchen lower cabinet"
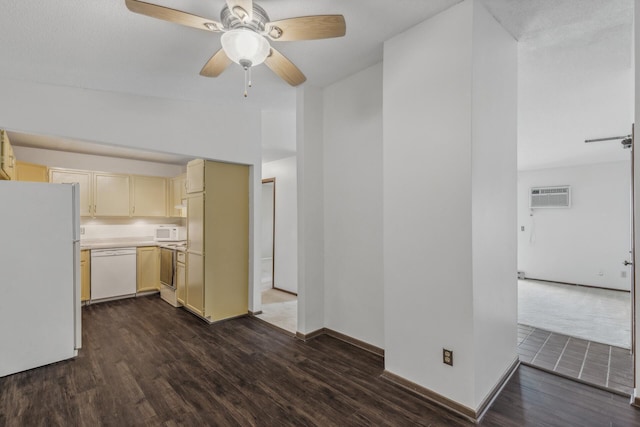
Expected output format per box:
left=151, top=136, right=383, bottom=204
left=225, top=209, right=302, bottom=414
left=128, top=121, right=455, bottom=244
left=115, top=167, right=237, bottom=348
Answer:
left=131, top=175, right=167, bottom=217
left=186, top=252, right=204, bottom=316
left=94, top=173, right=130, bottom=217
left=16, top=161, right=48, bottom=182
left=176, top=252, right=186, bottom=305
left=80, top=250, right=90, bottom=302
left=137, top=246, right=160, bottom=292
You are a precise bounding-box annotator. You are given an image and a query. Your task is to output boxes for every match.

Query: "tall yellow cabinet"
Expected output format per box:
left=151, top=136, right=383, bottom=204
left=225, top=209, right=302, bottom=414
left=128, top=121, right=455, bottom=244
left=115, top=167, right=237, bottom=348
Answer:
left=185, top=159, right=249, bottom=323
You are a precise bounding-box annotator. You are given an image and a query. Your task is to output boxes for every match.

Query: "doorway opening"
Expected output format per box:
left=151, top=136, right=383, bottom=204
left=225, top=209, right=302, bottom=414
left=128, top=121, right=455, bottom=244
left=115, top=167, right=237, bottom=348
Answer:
left=257, top=178, right=297, bottom=334
left=516, top=136, right=635, bottom=396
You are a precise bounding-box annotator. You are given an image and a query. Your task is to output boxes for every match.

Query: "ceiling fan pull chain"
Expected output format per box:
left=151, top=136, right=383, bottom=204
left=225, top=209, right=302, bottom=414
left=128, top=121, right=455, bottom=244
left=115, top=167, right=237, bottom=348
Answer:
left=248, top=67, right=253, bottom=88
left=244, top=65, right=249, bottom=98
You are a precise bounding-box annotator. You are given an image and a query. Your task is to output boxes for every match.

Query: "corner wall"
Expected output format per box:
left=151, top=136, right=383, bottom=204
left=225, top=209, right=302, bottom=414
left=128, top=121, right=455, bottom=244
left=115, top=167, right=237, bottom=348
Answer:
left=383, top=0, right=517, bottom=411
left=296, top=85, right=325, bottom=334
left=470, top=2, right=518, bottom=405
left=633, top=0, right=639, bottom=403
left=323, top=63, right=384, bottom=349
left=383, top=0, right=476, bottom=407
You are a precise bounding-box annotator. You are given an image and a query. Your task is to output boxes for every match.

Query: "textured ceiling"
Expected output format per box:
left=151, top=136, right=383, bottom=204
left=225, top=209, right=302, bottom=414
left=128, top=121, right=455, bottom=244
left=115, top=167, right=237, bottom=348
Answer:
left=1, top=0, right=634, bottom=169
left=0, top=0, right=462, bottom=112
left=482, top=0, right=634, bottom=170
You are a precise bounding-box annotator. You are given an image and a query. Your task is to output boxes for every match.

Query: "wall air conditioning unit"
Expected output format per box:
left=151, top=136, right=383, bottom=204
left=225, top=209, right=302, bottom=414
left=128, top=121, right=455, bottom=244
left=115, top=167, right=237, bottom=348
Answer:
left=529, top=186, right=571, bottom=209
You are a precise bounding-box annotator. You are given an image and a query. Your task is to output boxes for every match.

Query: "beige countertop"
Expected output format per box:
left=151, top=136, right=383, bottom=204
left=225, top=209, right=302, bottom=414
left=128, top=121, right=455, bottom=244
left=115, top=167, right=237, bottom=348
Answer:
left=80, top=237, right=186, bottom=251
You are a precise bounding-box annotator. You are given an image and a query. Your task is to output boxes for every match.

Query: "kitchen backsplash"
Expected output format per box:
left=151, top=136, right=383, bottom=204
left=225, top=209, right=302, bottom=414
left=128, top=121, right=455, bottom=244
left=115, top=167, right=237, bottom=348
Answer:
left=81, top=218, right=184, bottom=240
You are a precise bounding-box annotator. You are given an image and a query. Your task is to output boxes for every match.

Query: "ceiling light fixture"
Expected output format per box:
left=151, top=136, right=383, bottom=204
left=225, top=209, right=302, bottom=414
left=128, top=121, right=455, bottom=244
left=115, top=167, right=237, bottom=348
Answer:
left=125, top=0, right=347, bottom=96
left=221, top=28, right=270, bottom=97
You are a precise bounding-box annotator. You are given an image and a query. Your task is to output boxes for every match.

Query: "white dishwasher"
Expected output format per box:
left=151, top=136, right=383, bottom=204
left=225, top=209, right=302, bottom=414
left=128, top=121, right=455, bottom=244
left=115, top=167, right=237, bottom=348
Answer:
left=90, top=247, right=137, bottom=301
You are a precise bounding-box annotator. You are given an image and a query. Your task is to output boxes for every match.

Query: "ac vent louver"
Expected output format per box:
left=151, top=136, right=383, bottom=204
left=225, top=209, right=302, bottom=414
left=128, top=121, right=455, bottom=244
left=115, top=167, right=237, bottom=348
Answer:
left=529, top=186, right=571, bottom=209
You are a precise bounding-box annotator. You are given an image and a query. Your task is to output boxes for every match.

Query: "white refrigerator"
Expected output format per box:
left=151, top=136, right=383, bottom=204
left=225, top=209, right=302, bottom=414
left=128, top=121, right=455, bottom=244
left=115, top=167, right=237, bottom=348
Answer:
left=0, top=181, right=82, bottom=377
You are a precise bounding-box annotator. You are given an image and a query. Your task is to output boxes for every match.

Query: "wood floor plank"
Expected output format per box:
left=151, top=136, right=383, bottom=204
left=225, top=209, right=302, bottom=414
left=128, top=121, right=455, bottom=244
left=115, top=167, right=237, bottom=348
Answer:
left=1, top=296, right=639, bottom=427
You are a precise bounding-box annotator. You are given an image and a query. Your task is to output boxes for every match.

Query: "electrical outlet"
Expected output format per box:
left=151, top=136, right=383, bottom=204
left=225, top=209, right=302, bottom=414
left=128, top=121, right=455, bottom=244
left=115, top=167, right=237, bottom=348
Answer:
left=80, top=227, right=85, bottom=235
left=520, top=226, right=525, bottom=231
left=443, top=349, right=453, bottom=366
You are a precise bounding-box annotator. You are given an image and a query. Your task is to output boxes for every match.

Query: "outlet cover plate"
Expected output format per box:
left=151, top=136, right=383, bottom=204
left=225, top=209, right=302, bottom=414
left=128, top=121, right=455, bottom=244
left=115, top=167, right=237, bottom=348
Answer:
left=443, top=348, right=453, bottom=366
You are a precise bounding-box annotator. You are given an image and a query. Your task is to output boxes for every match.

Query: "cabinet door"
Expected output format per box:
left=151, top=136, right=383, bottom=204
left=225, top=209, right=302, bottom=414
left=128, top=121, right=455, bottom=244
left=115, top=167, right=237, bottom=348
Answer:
left=132, top=176, right=167, bottom=217
left=169, top=174, right=186, bottom=218
left=0, top=131, right=16, bottom=180
left=94, top=173, right=130, bottom=217
left=186, top=252, right=204, bottom=316
left=176, top=261, right=186, bottom=305
left=187, top=194, right=204, bottom=254
left=137, top=247, right=160, bottom=292
left=186, top=159, right=204, bottom=193
left=16, top=161, right=48, bottom=182
left=50, top=169, right=93, bottom=217
left=80, top=250, right=91, bottom=301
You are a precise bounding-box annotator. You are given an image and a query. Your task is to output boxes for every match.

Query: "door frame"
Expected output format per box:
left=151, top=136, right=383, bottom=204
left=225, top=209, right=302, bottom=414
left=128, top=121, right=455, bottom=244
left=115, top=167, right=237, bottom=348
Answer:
left=262, top=178, right=276, bottom=290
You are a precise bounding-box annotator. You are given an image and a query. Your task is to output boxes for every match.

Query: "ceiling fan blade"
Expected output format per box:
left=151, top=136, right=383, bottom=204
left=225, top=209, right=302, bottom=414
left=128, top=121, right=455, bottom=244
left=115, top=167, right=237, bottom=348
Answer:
left=125, top=0, right=223, bottom=32
left=265, top=15, right=346, bottom=41
left=264, top=48, right=306, bottom=87
left=200, top=49, right=232, bottom=77
left=226, top=0, right=253, bottom=22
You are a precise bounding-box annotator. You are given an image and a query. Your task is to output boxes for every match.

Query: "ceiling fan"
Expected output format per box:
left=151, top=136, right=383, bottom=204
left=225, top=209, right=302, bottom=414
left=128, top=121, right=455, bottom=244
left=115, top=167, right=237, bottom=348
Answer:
left=125, top=0, right=346, bottom=95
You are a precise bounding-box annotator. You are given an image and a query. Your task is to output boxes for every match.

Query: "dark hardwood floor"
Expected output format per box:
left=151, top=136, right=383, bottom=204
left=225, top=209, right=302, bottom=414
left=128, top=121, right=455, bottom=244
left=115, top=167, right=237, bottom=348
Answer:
left=1, top=295, right=639, bottom=426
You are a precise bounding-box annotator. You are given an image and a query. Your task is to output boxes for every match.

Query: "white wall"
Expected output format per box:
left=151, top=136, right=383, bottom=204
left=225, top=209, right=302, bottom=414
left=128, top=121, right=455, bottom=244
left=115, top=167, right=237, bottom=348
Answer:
left=323, top=63, right=384, bottom=349
left=384, top=1, right=475, bottom=407
left=261, top=110, right=297, bottom=163
left=13, top=146, right=184, bottom=177
left=470, top=2, right=518, bottom=406
left=383, top=0, right=517, bottom=411
left=633, top=0, right=639, bottom=400
left=0, top=78, right=263, bottom=313
left=296, top=86, right=325, bottom=334
left=519, top=162, right=632, bottom=291
left=262, top=156, right=298, bottom=294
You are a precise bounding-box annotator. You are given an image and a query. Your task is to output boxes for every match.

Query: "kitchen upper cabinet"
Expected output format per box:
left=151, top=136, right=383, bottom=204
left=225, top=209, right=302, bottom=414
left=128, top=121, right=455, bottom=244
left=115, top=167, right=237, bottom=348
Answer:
left=16, top=161, right=48, bottom=182
left=137, top=246, right=160, bottom=293
left=49, top=169, right=93, bottom=217
left=94, top=173, right=130, bottom=217
left=184, top=160, right=249, bottom=323
left=176, top=251, right=186, bottom=305
left=169, top=174, right=187, bottom=217
left=131, top=175, right=167, bottom=217
left=0, top=130, right=16, bottom=180
left=186, top=159, right=204, bottom=194
left=80, top=250, right=90, bottom=302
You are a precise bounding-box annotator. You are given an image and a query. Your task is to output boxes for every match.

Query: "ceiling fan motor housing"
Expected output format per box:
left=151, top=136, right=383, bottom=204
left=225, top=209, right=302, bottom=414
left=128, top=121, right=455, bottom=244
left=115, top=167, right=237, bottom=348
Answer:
left=221, top=3, right=269, bottom=32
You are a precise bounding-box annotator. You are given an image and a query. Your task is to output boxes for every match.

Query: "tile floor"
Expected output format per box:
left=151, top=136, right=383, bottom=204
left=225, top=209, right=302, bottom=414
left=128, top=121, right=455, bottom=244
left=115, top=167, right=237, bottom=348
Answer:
left=517, top=324, right=633, bottom=396
left=256, top=288, right=297, bottom=334
left=518, top=279, right=631, bottom=348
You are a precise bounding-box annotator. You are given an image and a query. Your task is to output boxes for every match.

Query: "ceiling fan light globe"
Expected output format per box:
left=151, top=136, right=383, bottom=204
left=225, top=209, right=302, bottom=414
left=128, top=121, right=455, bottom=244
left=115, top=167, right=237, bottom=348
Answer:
left=221, top=29, right=270, bottom=67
